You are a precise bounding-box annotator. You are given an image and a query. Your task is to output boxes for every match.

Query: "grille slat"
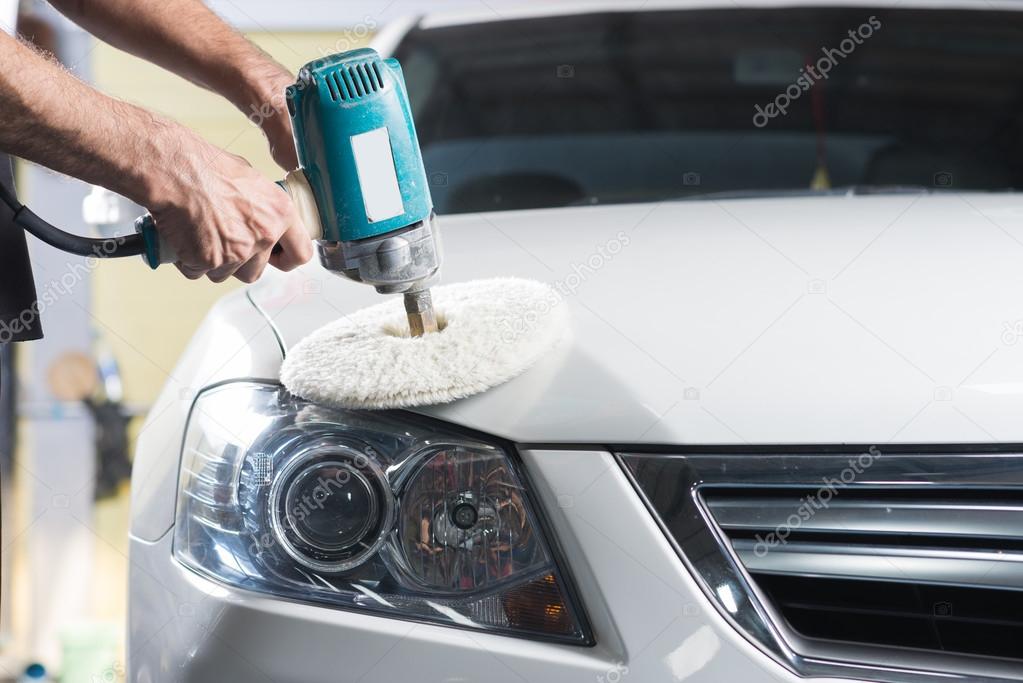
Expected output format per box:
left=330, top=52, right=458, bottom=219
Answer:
left=732, top=539, right=1023, bottom=589
left=704, top=487, right=1023, bottom=663
left=622, top=451, right=1023, bottom=682
left=707, top=492, right=1023, bottom=541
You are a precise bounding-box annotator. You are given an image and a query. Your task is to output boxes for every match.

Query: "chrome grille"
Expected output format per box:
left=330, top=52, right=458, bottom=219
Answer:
left=621, top=449, right=1023, bottom=683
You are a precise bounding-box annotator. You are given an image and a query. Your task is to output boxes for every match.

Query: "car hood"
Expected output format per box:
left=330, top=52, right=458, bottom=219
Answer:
left=249, top=194, right=1023, bottom=445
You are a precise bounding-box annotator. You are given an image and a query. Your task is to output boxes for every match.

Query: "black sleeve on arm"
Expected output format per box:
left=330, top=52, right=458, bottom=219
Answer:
left=0, top=157, right=43, bottom=342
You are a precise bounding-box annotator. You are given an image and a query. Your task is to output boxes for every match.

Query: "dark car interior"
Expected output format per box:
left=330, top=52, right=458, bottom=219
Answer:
left=396, top=7, right=1023, bottom=214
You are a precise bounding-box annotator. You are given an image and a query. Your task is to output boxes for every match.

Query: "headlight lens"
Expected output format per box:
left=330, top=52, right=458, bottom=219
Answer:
left=174, top=381, right=589, bottom=643
left=268, top=442, right=393, bottom=573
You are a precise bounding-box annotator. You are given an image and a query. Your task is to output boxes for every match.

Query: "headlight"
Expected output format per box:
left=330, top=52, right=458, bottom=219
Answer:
left=174, top=381, right=589, bottom=643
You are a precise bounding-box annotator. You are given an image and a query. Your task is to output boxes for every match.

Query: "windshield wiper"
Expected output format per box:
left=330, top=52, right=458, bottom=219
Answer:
left=670, top=188, right=847, bottom=202
left=666, top=184, right=1006, bottom=202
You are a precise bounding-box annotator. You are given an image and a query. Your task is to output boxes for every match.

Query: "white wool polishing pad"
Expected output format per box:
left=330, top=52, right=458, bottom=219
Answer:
left=280, top=278, right=569, bottom=409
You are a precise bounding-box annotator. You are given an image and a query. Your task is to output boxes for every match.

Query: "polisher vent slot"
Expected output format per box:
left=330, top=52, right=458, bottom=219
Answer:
left=325, top=62, right=385, bottom=102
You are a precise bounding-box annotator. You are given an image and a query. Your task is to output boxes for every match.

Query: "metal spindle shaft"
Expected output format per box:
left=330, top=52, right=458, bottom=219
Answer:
left=404, top=289, right=439, bottom=337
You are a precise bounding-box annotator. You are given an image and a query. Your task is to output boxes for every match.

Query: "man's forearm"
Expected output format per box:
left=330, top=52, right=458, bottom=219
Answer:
left=0, top=31, right=193, bottom=207
left=50, top=0, right=300, bottom=169
left=0, top=22, right=312, bottom=283
left=49, top=0, right=290, bottom=118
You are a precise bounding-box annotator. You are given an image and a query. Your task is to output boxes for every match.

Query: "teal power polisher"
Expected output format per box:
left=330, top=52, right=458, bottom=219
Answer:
left=136, top=48, right=441, bottom=336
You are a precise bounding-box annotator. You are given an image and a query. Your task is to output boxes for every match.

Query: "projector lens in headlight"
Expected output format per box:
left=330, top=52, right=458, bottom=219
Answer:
left=173, top=381, right=589, bottom=643
left=268, top=444, right=393, bottom=573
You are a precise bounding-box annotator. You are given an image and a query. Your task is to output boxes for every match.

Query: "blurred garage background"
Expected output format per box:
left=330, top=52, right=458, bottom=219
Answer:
left=0, top=1, right=541, bottom=679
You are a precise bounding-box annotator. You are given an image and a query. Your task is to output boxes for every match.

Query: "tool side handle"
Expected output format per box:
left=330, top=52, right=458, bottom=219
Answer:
left=135, top=171, right=324, bottom=270
left=134, top=214, right=172, bottom=269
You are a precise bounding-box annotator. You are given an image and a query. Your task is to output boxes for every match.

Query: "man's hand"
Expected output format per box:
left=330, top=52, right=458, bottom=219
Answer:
left=261, top=109, right=299, bottom=172
left=148, top=132, right=312, bottom=283
left=251, top=72, right=300, bottom=172
left=2, top=0, right=319, bottom=284
left=0, top=30, right=314, bottom=284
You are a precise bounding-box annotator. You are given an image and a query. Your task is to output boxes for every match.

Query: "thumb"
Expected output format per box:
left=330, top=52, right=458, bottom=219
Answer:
left=263, top=118, right=299, bottom=172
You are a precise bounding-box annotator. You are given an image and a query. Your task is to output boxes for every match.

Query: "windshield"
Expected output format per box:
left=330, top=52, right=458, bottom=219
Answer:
left=394, top=7, right=1023, bottom=215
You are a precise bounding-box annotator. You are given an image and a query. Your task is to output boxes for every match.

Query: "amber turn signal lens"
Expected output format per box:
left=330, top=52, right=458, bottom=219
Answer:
left=502, top=572, right=579, bottom=636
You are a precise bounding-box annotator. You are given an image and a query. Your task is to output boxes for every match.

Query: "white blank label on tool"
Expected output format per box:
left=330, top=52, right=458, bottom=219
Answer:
left=351, top=127, right=405, bottom=222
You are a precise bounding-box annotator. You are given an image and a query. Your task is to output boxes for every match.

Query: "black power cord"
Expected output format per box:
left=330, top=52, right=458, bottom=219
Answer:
left=0, top=178, right=145, bottom=258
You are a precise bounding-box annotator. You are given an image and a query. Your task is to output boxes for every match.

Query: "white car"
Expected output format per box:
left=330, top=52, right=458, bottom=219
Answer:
left=128, top=2, right=1023, bottom=681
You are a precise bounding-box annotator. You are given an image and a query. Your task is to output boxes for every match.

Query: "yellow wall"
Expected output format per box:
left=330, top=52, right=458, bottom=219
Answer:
left=90, top=31, right=370, bottom=405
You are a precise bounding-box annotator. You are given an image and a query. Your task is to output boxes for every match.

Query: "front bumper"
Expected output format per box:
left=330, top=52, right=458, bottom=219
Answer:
left=128, top=449, right=820, bottom=682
